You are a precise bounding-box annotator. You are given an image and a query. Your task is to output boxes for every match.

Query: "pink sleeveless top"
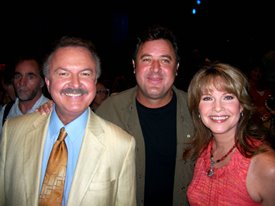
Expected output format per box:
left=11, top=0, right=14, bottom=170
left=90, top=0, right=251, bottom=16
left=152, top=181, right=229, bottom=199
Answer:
left=187, top=142, right=260, bottom=206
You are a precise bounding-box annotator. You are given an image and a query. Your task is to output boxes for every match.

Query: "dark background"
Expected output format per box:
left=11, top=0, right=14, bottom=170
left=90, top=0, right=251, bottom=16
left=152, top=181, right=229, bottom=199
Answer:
left=1, top=1, right=274, bottom=91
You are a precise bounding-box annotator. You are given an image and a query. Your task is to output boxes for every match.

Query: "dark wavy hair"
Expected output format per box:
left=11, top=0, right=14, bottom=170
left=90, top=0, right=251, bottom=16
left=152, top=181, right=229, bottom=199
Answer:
left=132, top=25, right=180, bottom=63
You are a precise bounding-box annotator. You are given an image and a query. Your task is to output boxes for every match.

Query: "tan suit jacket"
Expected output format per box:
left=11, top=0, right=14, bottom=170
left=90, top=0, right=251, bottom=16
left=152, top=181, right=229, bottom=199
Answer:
left=0, top=110, right=136, bottom=206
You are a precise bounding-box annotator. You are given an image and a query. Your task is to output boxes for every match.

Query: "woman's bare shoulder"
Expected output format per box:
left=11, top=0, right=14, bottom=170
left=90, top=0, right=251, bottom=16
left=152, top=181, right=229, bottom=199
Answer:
left=247, top=148, right=275, bottom=204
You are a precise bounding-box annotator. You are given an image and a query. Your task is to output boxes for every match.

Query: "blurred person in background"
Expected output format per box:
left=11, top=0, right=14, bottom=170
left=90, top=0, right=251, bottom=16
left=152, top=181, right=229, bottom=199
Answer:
left=90, top=80, right=110, bottom=111
left=0, top=55, right=49, bottom=134
left=0, top=65, right=16, bottom=107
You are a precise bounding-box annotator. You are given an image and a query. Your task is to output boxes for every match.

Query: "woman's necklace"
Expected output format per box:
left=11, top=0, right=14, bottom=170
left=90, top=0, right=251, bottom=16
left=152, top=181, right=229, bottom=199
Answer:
left=207, top=143, right=236, bottom=177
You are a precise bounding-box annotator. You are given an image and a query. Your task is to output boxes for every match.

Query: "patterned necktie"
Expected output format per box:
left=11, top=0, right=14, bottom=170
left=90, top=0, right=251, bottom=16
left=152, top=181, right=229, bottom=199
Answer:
left=39, top=127, right=68, bottom=206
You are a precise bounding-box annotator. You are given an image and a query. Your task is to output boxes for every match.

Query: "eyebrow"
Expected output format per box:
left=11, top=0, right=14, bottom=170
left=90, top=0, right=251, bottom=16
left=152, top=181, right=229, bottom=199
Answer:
left=14, top=71, right=39, bottom=76
left=56, top=67, right=94, bottom=72
left=140, top=54, right=173, bottom=59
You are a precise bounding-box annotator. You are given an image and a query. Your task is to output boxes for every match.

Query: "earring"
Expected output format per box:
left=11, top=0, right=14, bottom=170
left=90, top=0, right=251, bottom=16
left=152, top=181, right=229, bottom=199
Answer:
left=133, top=70, right=136, bottom=74
left=240, top=112, right=244, bottom=117
left=198, top=114, right=201, bottom=118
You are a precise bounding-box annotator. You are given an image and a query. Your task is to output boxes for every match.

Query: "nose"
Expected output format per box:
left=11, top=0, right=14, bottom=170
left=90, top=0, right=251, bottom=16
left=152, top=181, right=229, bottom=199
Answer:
left=213, top=100, right=223, bottom=112
left=150, top=60, right=161, bottom=73
left=70, top=75, right=81, bottom=87
left=18, top=76, right=28, bottom=86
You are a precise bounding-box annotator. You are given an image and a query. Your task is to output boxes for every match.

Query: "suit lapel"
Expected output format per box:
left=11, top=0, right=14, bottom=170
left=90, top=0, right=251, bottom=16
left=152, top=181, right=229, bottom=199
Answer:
left=23, top=115, right=50, bottom=205
left=67, top=111, right=105, bottom=206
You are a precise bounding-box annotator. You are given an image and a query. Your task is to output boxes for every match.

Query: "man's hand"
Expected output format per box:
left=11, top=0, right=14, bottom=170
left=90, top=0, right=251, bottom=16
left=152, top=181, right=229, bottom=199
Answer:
left=36, top=100, right=54, bottom=114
